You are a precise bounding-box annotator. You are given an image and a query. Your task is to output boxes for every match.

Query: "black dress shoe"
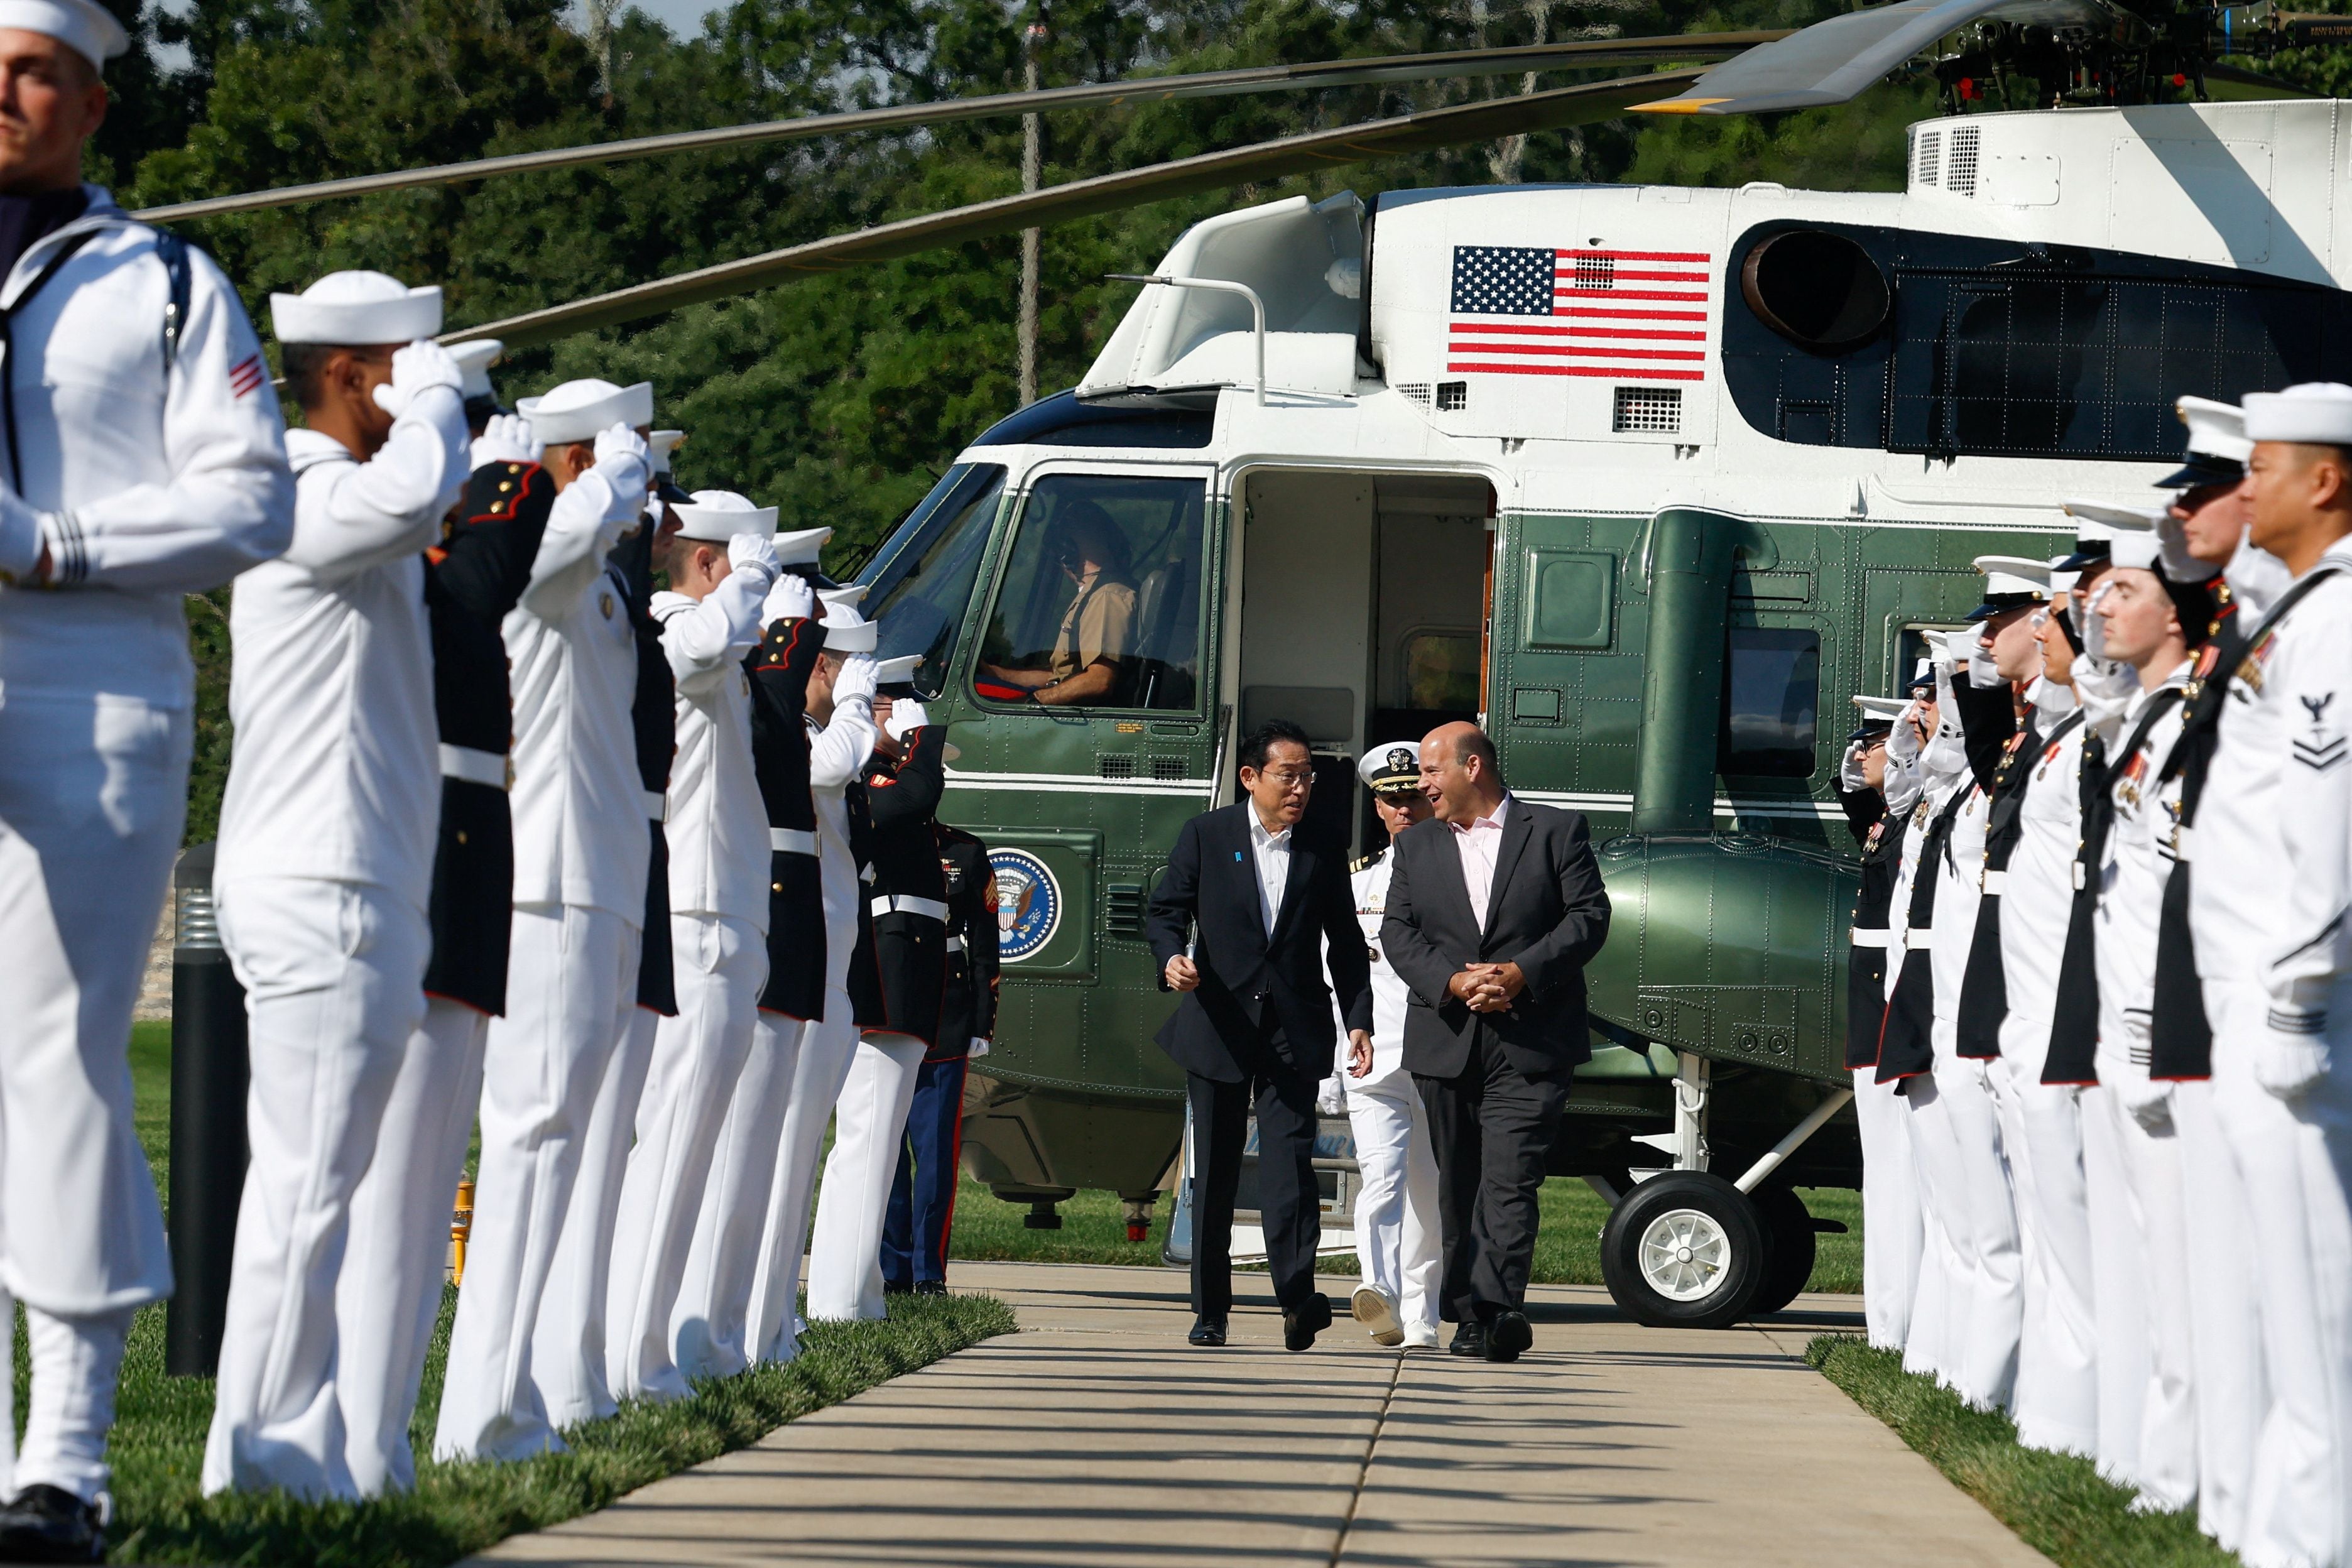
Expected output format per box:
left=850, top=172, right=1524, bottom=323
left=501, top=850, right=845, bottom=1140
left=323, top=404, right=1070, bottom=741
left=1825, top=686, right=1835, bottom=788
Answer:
left=1283, top=1292, right=1333, bottom=1352
left=913, top=1280, right=949, bottom=1297
left=1188, top=1317, right=1228, bottom=1347
left=0, top=1484, right=104, bottom=1563
left=1484, top=1310, right=1533, bottom=1363
left=1447, top=1320, right=1488, bottom=1358
left=882, top=1278, right=913, bottom=1296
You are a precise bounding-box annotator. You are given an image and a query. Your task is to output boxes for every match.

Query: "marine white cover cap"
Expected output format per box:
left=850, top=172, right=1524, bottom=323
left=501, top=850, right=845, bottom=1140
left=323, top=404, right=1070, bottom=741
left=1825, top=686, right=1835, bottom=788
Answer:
left=1851, top=695, right=1907, bottom=721
left=447, top=339, right=503, bottom=399
left=2243, top=383, right=2352, bottom=444
left=772, top=526, right=830, bottom=565
left=2175, top=395, right=2252, bottom=463
left=0, top=0, right=131, bottom=69
left=648, top=430, right=685, bottom=474
left=872, top=654, right=924, bottom=684
left=669, top=489, right=775, bottom=543
left=2061, top=498, right=2162, bottom=537
left=270, top=271, right=444, bottom=346
left=820, top=585, right=876, bottom=652
left=517, top=379, right=655, bottom=444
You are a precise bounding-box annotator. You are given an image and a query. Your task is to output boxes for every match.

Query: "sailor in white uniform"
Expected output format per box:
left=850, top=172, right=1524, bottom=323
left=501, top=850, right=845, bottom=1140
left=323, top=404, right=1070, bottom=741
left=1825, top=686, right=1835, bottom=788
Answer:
left=2082, top=531, right=2214, bottom=1516
left=606, top=492, right=779, bottom=1403
left=741, top=588, right=878, bottom=1363
left=2203, top=382, right=2352, bottom=1568
left=1329, top=744, right=1443, bottom=1349
left=434, top=380, right=653, bottom=1463
left=204, top=273, right=469, bottom=1500
left=0, top=6, right=293, bottom=1545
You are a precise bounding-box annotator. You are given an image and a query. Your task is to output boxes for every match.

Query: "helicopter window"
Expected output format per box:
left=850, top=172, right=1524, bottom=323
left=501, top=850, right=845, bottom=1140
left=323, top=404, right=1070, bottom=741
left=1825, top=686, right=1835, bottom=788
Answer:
left=1719, top=627, right=1820, bottom=780
left=1400, top=629, right=1481, bottom=712
left=972, top=472, right=1207, bottom=712
left=855, top=464, right=1007, bottom=702
left=1723, top=221, right=2352, bottom=462
left=971, top=390, right=1214, bottom=450
left=1741, top=231, right=1888, bottom=353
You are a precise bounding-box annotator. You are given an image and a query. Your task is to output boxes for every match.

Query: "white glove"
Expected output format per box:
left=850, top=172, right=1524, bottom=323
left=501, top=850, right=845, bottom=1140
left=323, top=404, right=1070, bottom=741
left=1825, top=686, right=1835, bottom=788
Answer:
left=2254, top=1030, right=2329, bottom=1099
left=2081, top=581, right=2115, bottom=663
left=2073, top=656, right=2140, bottom=738
left=471, top=413, right=541, bottom=470
left=590, top=422, right=651, bottom=506
left=833, top=651, right=879, bottom=706
left=0, top=488, right=43, bottom=584
left=371, top=339, right=464, bottom=418
left=727, top=531, right=780, bottom=592
left=2157, top=513, right=2221, bottom=585
left=764, top=572, right=815, bottom=623
left=1838, top=741, right=1866, bottom=793
left=1317, top=1073, right=1349, bottom=1117
left=2118, top=1071, right=2173, bottom=1131
left=1887, top=700, right=1924, bottom=769
left=968, top=1037, right=991, bottom=1059
left=885, top=699, right=930, bottom=741
left=1967, top=636, right=2002, bottom=690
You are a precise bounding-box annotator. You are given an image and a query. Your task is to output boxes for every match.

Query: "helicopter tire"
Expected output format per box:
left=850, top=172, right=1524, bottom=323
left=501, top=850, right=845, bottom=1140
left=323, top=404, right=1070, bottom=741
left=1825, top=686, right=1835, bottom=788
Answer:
left=1599, top=1170, right=1765, bottom=1331
left=1746, top=1184, right=1817, bottom=1317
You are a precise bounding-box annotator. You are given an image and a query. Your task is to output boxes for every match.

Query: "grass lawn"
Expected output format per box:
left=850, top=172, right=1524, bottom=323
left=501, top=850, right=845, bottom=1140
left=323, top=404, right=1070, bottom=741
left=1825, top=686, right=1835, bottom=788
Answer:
left=945, top=1158, right=1865, bottom=1295
left=1809, top=1336, right=2237, bottom=1568
left=101, top=1023, right=1014, bottom=1568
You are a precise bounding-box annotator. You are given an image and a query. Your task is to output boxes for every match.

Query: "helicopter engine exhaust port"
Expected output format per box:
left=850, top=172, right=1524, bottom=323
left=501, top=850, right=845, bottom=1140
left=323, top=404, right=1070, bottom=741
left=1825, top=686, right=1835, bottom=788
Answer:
left=1739, top=229, right=1890, bottom=354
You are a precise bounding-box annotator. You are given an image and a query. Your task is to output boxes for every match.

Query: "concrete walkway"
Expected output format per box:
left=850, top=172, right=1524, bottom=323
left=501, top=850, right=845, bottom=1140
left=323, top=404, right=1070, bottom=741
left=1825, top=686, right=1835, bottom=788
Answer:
left=471, top=1262, right=2049, bottom=1567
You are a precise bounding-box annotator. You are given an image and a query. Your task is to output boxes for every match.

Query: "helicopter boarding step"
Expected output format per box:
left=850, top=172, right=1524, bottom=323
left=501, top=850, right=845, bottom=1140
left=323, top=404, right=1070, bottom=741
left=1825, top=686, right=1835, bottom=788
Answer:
left=469, top=1261, right=2049, bottom=1567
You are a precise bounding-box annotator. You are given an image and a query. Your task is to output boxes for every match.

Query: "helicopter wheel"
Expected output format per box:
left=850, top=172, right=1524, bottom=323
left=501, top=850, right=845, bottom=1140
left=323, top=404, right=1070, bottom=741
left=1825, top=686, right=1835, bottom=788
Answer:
left=1746, top=1184, right=1817, bottom=1317
left=1599, top=1171, right=1764, bottom=1331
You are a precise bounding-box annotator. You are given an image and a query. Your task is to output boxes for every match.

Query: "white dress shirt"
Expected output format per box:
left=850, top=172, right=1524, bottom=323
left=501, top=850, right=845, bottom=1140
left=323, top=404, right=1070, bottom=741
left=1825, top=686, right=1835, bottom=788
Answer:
left=1247, top=810, right=1293, bottom=937
left=1451, top=793, right=1511, bottom=928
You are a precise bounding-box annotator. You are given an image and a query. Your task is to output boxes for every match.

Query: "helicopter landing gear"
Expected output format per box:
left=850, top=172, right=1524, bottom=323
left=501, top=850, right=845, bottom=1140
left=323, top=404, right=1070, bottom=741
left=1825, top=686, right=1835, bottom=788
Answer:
left=1120, top=1194, right=1156, bottom=1243
left=1024, top=1199, right=1064, bottom=1231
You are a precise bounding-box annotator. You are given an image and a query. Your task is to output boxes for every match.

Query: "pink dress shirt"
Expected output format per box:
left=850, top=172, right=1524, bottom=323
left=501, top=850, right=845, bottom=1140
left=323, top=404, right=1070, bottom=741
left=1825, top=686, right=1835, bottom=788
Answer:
left=1451, top=794, right=1511, bottom=928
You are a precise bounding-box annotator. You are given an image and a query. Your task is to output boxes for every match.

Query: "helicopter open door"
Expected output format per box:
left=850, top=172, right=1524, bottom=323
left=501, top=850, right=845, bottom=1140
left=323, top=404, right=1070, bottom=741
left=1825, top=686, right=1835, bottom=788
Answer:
left=1229, top=468, right=1498, bottom=854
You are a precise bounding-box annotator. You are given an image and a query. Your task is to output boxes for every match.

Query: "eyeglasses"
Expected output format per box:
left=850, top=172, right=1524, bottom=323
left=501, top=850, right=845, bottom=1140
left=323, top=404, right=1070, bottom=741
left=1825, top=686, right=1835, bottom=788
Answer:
left=1258, top=768, right=1314, bottom=787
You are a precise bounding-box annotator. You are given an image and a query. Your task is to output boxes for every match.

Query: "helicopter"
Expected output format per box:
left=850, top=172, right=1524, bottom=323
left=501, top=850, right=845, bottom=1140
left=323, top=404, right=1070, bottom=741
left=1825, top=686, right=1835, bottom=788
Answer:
left=168, top=0, right=2352, bottom=1328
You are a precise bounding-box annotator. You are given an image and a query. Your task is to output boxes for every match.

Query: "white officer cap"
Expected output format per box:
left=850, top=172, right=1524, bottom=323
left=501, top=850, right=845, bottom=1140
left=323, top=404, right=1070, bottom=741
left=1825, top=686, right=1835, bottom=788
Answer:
left=0, top=0, right=129, bottom=70
left=2049, top=557, right=2080, bottom=596
left=648, top=430, right=685, bottom=474
left=1968, top=555, right=2052, bottom=620
left=270, top=270, right=442, bottom=346
left=2159, top=395, right=2253, bottom=489
left=516, top=378, right=655, bottom=445
left=773, top=526, right=830, bottom=566
left=873, top=654, right=923, bottom=685
left=1358, top=743, right=1422, bottom=793
left=669, top=489, right=774, bottom=544
left=820, top=585, right=876, bottom=652
left=1852, top=694, right=1908, bottom=721
left=2244, top=383, right=2352, bottom=445
left=2061, top=498, right=2162, bottom=537
left=1907, top=656, right=1935, bottom=692
left=447, top=339, right=503, bottom=400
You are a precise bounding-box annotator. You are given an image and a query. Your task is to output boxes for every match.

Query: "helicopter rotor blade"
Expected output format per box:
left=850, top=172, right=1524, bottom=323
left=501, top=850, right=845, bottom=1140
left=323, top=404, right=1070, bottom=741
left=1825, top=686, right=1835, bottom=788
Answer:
left=133, top=35, right=1780, bottom=225
left=447, top=66, right=1701, bottom=350
left=1631, top=0, right=2138, bottom=115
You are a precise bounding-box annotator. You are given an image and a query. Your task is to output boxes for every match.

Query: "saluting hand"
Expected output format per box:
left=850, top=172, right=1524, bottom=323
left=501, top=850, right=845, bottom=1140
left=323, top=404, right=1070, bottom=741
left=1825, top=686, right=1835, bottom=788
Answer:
left=1163, top=955, right=1200, bottom=993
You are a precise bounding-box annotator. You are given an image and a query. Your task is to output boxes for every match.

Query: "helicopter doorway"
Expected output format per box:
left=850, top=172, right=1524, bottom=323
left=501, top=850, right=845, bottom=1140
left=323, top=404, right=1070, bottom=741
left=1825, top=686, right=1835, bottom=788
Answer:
left=1233, top=468, right=1496, bottom=859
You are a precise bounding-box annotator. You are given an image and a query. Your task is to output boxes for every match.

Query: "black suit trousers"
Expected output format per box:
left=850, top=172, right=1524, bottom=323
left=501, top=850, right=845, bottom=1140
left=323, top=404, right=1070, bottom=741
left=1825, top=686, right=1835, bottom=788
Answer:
left=1186, top=1055, right=1322, bottom=1321
left=1417, top=1030, right=1569, bottom=1324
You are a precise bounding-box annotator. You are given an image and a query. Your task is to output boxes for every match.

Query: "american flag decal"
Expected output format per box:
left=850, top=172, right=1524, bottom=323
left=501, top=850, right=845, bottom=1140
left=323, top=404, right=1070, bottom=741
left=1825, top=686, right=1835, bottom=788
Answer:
left=229, top=352, right=266, bottom=399
left=1447, top=245, right=1713, bottom=383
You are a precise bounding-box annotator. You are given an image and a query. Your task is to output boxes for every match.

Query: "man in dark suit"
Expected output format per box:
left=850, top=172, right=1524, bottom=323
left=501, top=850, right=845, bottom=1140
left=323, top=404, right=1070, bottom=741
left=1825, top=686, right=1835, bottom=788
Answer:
left=1149, top=719, right=1373, bottom=1351
left=1381, top=722, right=1611, bottom=1363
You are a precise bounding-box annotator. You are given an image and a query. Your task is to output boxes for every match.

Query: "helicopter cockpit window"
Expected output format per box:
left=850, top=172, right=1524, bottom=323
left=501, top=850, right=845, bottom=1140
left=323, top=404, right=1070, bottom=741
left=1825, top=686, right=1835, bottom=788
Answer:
left=856, top=464, right=1007, bottom=702
left=974, top=473, right=1207, bottom=711
left=1719, top=627, right=1820, bottom=779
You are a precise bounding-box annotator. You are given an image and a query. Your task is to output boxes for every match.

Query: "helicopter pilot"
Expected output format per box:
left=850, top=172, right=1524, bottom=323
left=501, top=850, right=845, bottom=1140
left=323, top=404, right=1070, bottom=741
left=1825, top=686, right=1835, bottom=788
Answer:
left=978, top=502, right=1136, bottom=706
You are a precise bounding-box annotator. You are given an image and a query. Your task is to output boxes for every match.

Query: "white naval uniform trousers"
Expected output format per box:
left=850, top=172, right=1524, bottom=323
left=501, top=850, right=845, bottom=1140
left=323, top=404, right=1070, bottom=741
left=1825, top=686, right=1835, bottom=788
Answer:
left=1885, top=777, right=1952, bottom=1383
left=1858, top=760, right=1926, bottom=1356
left=807, top=1029, right=929, bottom=1322
left=606, top=578, right=772, bottom=1403
left=741, top=678, right=877, bottom=1360
left=675, top=1008, right=805, bottom=1380
left=1993, top=700, right=2099, bottom=1460
left=0, top=197, right=291, bottom=1506
left=435, top=455, right=651, bottom=1462
left=1325, top=849, right=1441, bottom=1344
left=2088, top=678, right=2199, bottom=1513
left=204, top=398, right=467, bottom=1500
left=2231, top=548, right=2352, bottom=1568
left=1914, top=764, right=2023, bottom=1415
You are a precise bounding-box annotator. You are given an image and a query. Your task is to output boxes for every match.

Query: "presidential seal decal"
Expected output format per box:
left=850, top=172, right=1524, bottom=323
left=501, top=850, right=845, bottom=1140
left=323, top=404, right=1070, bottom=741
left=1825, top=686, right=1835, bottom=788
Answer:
left=989, top=848, right=1060, bottom=963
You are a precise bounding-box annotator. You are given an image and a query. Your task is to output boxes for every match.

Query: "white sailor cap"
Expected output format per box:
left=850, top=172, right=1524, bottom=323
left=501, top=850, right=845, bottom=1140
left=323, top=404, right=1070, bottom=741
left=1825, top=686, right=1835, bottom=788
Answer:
left=447, top=339, right=503, bottom=401
left=2158, top=396, right=2252, bottom=489
left=1359, top=743, right=1423, bottom=793
left=648, top=430, right=685, bottom=475
left=517, top=379, right=655, bottom=445
left=773, top=526, right=830, bottom=567
left=2109, top=533, right=2166, bottom=572
left=2049, top=557, right=2080, bottom=596
left=2244, top=383, right=2352, bottom=445
left=0, top=0, right=131, bottom=69
left=669, top=489, right=774, bottom=544
left=820, top=585, right=876, bottom=652
left=873, top=654, right=924, bottom=687
left=1967, top=555, right=2052, bottom=621
left=270, top=271, right=442, bottom=346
